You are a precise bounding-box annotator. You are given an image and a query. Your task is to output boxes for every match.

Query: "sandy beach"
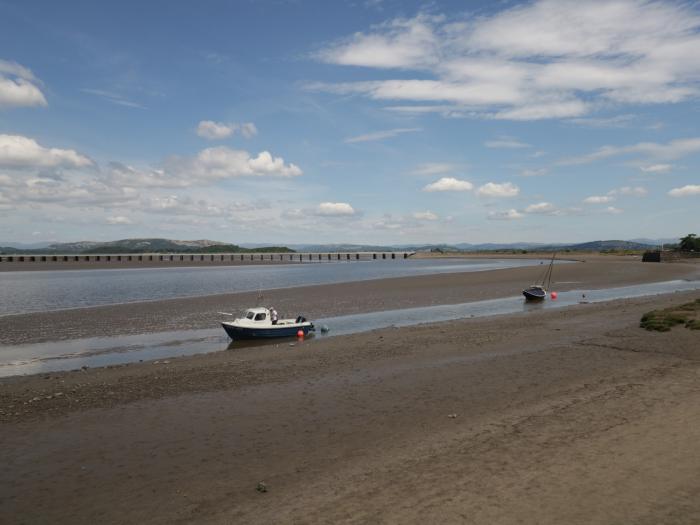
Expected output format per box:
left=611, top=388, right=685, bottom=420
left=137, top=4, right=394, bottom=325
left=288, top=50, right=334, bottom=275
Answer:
left=1, top=257, right=700, bottom=524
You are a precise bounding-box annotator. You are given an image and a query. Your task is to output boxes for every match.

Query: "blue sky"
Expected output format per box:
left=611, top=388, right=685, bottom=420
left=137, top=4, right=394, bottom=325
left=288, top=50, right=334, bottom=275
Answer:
left=1, top=0, right=699, bottom=245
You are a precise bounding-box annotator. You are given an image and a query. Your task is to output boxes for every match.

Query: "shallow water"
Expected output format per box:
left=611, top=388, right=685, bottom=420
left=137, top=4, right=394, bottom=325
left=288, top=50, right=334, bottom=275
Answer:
left=1, top=279, right=697, bottom=378
left=0, top=258, right=558, bottom=316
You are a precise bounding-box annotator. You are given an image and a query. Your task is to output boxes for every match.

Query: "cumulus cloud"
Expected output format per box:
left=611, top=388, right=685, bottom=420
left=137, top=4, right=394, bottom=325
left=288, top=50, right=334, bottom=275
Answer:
left=316, top=202, right=356, bottom=216
left=0, top=134, right=92, bottom=168
left=169, top=147, right=302, bottom=182
left=412, top=210, right=438, bottom=221
left=525, top=202, right=556, bottom=214
left=196, top=120, right=258, bottom=140
left=583, top=195, right=614, bottom=204
left=0, top=134, right=302, bottom=217
left=344, top=127, right=420, bottom=143
left=487, top=209, right=523, bottom=220
left=605, top=206, right=623, bottom=214
left=423, top=177, right=473, bottom=192
left=311, top=1, right=700, bottom=120
left=476, top=182, right=519, bottom=197
left=668, top=184, right=700, bottom=197
left=0, top=59, right=47, bottom=109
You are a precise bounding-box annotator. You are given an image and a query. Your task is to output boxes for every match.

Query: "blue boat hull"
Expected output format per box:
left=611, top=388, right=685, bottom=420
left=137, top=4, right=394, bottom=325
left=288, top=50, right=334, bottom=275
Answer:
left=222, top=322, right=314, bottom=340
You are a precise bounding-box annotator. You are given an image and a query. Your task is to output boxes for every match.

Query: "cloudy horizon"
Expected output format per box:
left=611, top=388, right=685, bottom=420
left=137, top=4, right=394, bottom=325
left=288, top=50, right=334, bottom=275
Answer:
left=1, top=0, right=699, bottom=245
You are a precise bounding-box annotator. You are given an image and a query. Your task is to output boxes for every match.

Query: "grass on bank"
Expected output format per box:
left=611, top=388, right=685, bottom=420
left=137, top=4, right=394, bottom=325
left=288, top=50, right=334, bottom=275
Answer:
left=640, top=299, right=700, bottom=332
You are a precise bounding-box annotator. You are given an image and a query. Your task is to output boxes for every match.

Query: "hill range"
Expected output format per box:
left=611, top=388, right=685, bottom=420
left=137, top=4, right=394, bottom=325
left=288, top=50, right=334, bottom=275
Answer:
left=0, top=237, right=678, bottom=255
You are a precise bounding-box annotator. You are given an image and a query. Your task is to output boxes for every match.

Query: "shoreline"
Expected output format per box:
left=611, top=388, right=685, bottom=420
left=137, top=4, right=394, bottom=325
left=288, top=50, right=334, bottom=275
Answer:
left=1, top=255, right=698, bottom=346
left=2, top=288, right=699, bottom=523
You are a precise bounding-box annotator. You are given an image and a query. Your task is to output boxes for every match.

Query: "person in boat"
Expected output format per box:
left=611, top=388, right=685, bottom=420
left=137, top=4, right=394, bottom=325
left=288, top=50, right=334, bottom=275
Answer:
left=270, top=307, right=278, bottom=325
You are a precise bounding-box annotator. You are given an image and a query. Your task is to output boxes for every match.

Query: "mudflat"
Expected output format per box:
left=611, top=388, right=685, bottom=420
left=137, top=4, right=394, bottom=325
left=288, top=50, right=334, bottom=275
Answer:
left=1, top=291, right=700, bottom=524
left=1, top=255, right=698, bottom=345
left=1, top=257, right=700, bottom=524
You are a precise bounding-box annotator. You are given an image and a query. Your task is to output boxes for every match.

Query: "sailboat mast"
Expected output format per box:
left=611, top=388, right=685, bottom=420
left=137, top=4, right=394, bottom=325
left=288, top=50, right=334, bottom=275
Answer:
left=545, top=252, right=556, bottom=289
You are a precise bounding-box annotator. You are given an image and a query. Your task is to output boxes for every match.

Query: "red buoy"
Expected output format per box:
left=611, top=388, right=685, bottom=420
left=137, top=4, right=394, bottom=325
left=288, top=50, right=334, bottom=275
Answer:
left=551, top=291, right=558, bottom=300
left=297, top=329, right=304, bottom=338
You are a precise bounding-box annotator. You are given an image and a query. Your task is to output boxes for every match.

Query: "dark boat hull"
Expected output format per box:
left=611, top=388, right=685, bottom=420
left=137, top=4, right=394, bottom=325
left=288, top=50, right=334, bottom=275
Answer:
left=222, top=322, right=315, bottom=340
left=523, top=288, right=546, bottom=301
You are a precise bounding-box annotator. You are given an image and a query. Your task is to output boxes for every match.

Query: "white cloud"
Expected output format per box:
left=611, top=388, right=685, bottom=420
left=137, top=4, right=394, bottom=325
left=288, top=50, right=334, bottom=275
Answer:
left=196, top=120, right=258, bottom=140
left=525, top=202, right=556, bottom=214
left=0, top=134, right=92, bottom=168
left=0, top=60, right=47, bottom=109
left=344, top=127, right=420, bottom=143
left=311, top=2, right=700, bottom=120
left=605, top=206, right=623, bottom=214
left=640, top=164, right=673, bottom=174
left=668, top=184, right=700, bottom=197
left=316, top=14, right=442, bottom=69
left=476, top=182, right=519, bottom=198
left=487, top=209, right=523, bottom=220
left=423, top=177, right=473, bottom=192
left=484, top=136, right=530, bottom=149
left=197, top=120, right=235, bottom=140
left=412, top=210, right=438, bottom=221
left=172, top=147, right=302, bottom=181
left=316, top=202, right=356, bottom=216
left=583, top=195, right=615, bottom=204
left=106, top=216, right=133, bottom=225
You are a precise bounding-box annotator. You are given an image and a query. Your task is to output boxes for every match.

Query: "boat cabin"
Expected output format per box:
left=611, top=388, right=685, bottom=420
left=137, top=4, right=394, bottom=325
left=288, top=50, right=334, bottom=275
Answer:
left=244, top=307, right=269, bottom=321
left=243, top=307, right=271, bottom=322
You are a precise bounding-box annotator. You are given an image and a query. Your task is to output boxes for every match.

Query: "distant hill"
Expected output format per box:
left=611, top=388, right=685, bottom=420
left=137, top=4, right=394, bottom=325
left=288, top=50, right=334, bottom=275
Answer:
left=0, top=237, right=669, bottom=255
left=558, top=240, right=655, bottom=251
left=0, top=238, right=294, bottom=254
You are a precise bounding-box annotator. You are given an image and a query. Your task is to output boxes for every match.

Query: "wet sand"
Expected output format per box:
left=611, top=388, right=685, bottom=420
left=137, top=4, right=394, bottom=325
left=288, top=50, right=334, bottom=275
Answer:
left=1, top=288, right=700, bottom=524
left=1, top=255, right=698, bottom=346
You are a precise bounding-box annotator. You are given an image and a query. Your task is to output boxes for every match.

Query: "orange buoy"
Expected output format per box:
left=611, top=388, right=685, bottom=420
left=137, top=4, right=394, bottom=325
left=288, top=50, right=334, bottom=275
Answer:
left=297, top=329, right=304, bottom=338
left=551, top=291, right=558, bottom=300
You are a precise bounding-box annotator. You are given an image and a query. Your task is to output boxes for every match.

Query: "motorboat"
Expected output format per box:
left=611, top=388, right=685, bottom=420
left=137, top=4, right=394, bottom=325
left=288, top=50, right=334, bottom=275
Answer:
left=221, top=307, right=315, bottom=339
left=522, top=253, right=556, bottom=301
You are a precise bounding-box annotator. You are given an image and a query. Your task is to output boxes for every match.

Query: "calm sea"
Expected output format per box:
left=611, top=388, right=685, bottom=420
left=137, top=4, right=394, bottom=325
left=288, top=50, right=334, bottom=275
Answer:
left=0, top=258, right=555, bottom=316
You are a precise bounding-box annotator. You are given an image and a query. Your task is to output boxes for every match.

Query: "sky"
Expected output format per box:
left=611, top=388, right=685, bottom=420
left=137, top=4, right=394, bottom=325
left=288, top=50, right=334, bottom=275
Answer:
left=0, top=0, right=699, bottom=245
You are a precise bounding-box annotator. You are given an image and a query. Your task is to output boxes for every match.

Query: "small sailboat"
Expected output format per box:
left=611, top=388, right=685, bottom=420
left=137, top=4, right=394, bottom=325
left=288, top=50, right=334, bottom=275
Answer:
left=523, top=253, right=555, bottom=301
